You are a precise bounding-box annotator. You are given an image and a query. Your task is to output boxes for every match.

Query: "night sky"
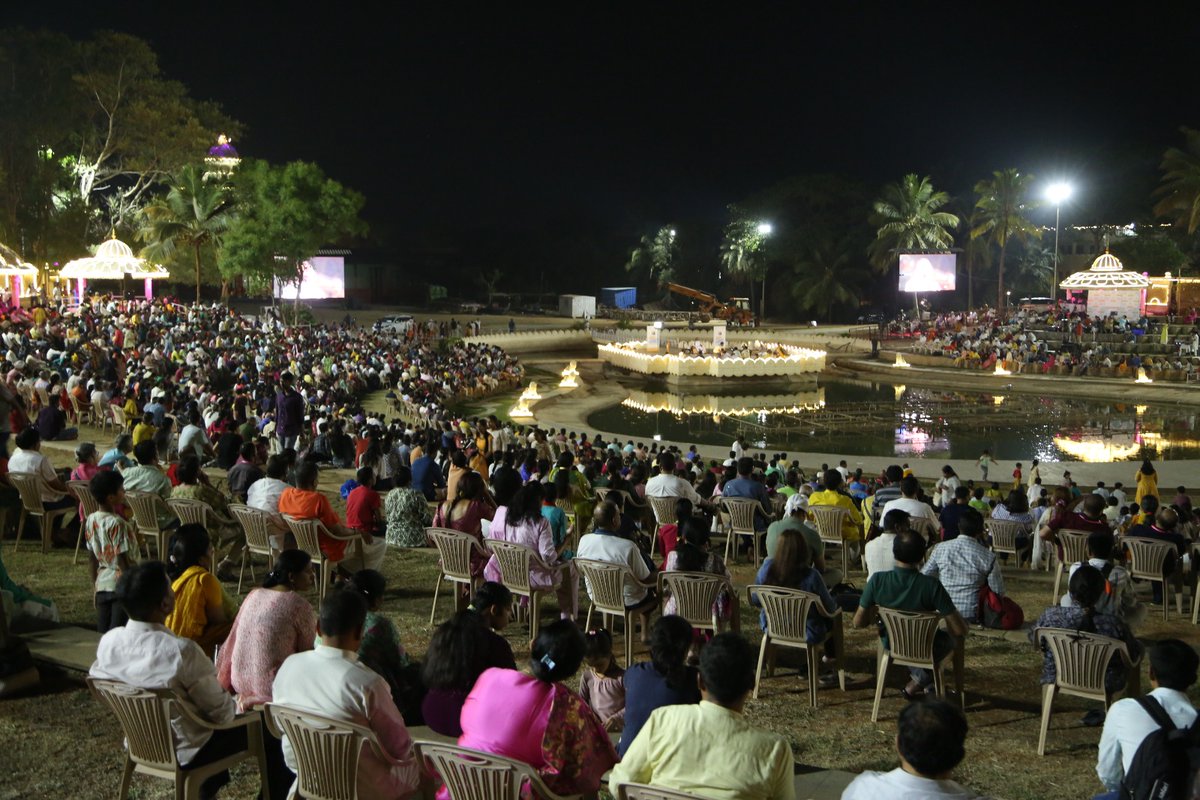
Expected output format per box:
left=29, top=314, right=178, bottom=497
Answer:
left=11, top=3, right=1200, bottom=259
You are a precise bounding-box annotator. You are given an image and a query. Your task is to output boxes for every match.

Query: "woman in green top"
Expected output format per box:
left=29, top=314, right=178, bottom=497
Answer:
left=547, top=451, right=594, bottom=533
left=384, top=466, right=431, bottom=547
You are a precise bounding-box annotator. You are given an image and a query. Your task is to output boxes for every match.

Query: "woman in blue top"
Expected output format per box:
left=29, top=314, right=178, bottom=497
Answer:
left=541, top=481, right=572, bottom=558
left=752, top=528, right=837, bottom=644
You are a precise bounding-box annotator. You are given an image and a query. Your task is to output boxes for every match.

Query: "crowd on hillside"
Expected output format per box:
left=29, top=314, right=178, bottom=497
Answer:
left=897, top=307, right=1200, bottom=376
left=0, top=296, right=1196, bottom=799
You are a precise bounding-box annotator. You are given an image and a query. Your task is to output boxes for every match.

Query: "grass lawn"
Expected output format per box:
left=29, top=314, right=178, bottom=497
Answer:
left=3, top=428, right=1199, bottom=799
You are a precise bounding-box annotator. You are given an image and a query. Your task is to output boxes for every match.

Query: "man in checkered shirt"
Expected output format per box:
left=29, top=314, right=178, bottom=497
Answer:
left=921, top=508, right=1005, bottom=623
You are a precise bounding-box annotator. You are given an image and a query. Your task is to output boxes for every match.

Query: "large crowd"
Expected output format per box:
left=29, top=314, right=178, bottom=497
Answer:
left=0, top=297, right=1197, bottom=800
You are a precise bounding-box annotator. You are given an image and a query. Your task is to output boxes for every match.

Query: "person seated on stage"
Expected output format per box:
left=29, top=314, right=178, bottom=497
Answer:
left=840, top=699, right=986, bottom=799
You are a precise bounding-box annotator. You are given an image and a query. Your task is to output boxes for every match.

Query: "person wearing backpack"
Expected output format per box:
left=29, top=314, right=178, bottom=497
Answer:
left=1095, top=638, right=1199, bottom=798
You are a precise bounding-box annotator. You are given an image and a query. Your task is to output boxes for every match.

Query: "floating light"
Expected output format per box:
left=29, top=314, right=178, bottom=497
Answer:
left=894, top=353, right=911, bottom=368
left=1135, top=368, right=1153, bottom=384
left=993, top=364, right=1011, bottom=376
left=558, top=361, right=580, bottom=388
left=518, top=382, right=542, bottom=402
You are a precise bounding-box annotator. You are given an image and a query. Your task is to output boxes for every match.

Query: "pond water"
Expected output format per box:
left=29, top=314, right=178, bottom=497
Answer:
left=585, top=377, right=1200, bottom=462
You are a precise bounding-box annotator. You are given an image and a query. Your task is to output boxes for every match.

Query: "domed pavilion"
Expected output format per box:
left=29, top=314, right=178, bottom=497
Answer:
left=1059, top=251, right=1150, bottom=319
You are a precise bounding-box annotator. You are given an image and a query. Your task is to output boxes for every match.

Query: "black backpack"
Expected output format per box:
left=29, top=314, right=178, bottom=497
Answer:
left=1121, top=695, right=1200, bottom=800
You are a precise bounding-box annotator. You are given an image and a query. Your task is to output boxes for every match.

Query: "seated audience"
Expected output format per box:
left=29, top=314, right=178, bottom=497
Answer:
left=384, top=466, right=432, bottom=548
left=752, top=529, right=837, bottom=670
left=610, top=632, right=795, bottom=799
left=456, top=620, right=617, bottom=798
left=865, top=509, right=909, bottom=577
left=576, top=500, right=655, bottom=635
left=215, top=549, right=317, bottom=711
left=172, top=455, right=242, bottom=580
left=580, top=628, right=626, bottom=732
left=1062, top=531, right=1142, bottom=624
left=808, top=469, right=864, bottom=552
left=343, top=569, right=423, bottom=723
left=226, top=442, right=263, bottom=502
left=664, top=519, right=734, bottom=623
left=420, top=582, right=517, bottom=736
left=767, top=493, right=839, bottom=586
left=922, top=508, right=1005, bottom=624
left=618, top=615, right=700, bottom=757
left=486, top=481, right=578, bottom=618
left=90, top=561, right=289, bottom=800
left=856, top=530, right=968, bottom=699
left=9, top=426, right=75, bottom=511
left=279, top=460, right=374, bottom=575
left=343, top=467, right=388, bottom=571
left=432, top=470, right=496, bottom=575
left=164, top=523, right=235, bottom=658
left=840, top=699, right=986, bottom=799
left=273, top=589, right=420, bottom=800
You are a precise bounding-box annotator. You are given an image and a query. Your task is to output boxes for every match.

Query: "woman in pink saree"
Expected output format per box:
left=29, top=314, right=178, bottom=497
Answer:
left=450, top=620, right=617, bottom=800
left=484, top=482, right=577, bottom=619
left=432, top=471, right=496, bottom=577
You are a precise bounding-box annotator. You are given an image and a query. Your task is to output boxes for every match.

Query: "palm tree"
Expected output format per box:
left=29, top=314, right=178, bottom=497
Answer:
left=970, top=169, right=1041, bottom=311
left=790, top=237, right=868, bottom=322
left=1154, top=127, right=1200, bottom=234
left=139, top=164, right=233, bottom=303
left=720, top=210, right=770, bottom=318
left=624, top=225, right=679, bottom=286
left=868, top=174, right=960, bottom=270
left=961, top=208, right=993, bottom=309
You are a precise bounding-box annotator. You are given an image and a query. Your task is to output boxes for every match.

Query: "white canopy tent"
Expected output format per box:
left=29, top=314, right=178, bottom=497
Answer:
left=60, top=237, right=169, bottom=302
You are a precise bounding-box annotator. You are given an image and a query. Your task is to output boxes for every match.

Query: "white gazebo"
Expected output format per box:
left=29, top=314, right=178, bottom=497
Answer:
left=1059, top=251, right=1150, bottom=319
left=0, top=242, right=40, bottom=308
left=60, top=237, right=169, bottom=303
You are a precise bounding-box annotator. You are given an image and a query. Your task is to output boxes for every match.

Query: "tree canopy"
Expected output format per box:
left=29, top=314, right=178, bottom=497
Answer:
left=868, top=174, right=960, bottom=270
left=971, top=169, right=1041, bottom=310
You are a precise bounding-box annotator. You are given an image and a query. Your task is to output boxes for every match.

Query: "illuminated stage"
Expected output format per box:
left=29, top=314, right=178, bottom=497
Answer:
left=598, top=340, right=825, bottom=386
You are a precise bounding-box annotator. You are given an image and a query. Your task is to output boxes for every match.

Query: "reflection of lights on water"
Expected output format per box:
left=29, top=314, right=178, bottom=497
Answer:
left=1052, top=436, right=1142, bottom=462
left=893, top=353, right=911, bottom=368
left=894, top=384, right=906, bottom=400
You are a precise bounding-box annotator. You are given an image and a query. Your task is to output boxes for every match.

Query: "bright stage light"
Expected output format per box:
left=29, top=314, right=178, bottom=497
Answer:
left=757, top=223, right=773, bottom=235
left=1046, top=182, right=1073, bottom=205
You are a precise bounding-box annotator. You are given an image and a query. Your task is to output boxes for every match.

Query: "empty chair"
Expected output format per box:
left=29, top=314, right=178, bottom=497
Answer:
left=1031, top=627, right=1141, bottom=756
left=67, top=479, right=101, bottom=565
left=808, top=505, right=853, bottom=577
left=427, top=527, right=487, bottom=624
left=8, top=471, right=76, bottom=555
left=414, top=741, right=579, bottom=800
left=871, top=607, right=964, bottom=722
left=719, top=497, right=762, bottom=566
left=1123, top=536, right=1184, bottom=621
left=658, top=571, right=734, bottom=637
left=229, top=504, right=279, bottom=594
left=88, top=677, right=271, bottom=800
left=746, top=584, right=845, bottom=706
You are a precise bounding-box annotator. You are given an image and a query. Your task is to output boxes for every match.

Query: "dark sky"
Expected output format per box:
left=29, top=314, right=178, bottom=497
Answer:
left=11, top=3, right=1200, bottom=252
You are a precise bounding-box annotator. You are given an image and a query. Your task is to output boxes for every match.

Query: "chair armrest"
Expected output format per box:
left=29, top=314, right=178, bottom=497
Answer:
left=175, top=699, right=262, bottom=731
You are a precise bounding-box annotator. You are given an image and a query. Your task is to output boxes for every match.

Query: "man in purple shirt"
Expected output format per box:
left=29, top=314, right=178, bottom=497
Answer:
left=274, top=372, right=306, bottom=451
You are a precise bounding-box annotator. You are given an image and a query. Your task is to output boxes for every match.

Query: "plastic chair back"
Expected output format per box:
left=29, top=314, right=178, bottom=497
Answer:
left=658, top=571, right=729, bottom=631
left=285, top=515, right=326, bottom=559
left=908, top=517, right=938, bottom=544
left=9, top=472, right=46, bottom=515
left=88, top=678, right=178, bottom=771
left=68, top=480, right=101, bottom=522
left=877, top=607, right=940, bottom=668
left=720, top=497, right=759, bottom=535
left=575, top=557, right=631, bottom=616
left=648, top=495, right=677, bottom=525
left=750, top=584, right=823, bottom=645
left=1124, top=536, right=1176, bottom=581
left=1032, top=627, right=1129, bottom=700
left=230, top=504, right=274, bottom=556
left=486, top=538, right=536, bottom=594
left=268, top=704, right=368, bottom=800
left=428, top=528, right=480, bottom=583
left=808, top=505, right=850, bottom=544
left=415, top=741, right=573, bottom=800
left=1059, top=529, right=1093, bottom=566
left=986, top=519, right=1026, bottom=553
left=167, top=497, right=212, bottom=528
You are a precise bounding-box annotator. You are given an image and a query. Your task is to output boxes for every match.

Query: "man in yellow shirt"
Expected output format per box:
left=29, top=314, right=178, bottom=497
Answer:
left=610, top=633, right=795, bottom=800
left=808, top=468, right=864, bottom=542
left=132, top=412, right=157, bottom=446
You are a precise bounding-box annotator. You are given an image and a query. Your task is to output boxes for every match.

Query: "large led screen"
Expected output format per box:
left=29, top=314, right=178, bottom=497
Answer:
left=274, top=256, right=346, bottom=300
left=898, top=253, right=957, bottom=293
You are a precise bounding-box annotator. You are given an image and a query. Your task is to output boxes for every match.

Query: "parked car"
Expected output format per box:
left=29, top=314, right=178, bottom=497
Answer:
left=1018, top=297, right=1054, bottom=312
left=372, top=314, right=414, bottom=333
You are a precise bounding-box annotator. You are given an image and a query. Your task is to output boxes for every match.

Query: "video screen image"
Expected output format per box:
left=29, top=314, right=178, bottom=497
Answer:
left=898, top=253, right=956, bottom=293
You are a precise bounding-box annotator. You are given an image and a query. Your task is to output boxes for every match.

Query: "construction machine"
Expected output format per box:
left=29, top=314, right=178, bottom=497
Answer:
left=664, top=283, right=756, bottom=325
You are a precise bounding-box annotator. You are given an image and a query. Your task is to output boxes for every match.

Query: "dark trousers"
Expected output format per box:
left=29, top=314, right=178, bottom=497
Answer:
left=184, top=724, right=292, bottom=800
left=95, top=591, right=127, bottom=633
left=909, top=629, right=955, bottom=688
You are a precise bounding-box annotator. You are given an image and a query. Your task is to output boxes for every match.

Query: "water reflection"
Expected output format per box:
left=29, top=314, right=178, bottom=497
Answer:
left=585, top=379, right=1200, bottom=461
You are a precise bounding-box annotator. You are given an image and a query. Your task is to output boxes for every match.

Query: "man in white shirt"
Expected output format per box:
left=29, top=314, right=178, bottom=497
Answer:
left=272, top=591, right=420, bottom=800
left=841, top=698, right=989, bottom=799
left=247, top=455, right=291, bottom=540
left=865, top=509, right=910, bottom=577
left=644, top=451, right=706, bottom=507
left=8, top=427, right=74, bottom=509
left=576, top=502, right=656, bottom=630
left=880, top=476, right=938, bottom=526
left=1110, top=482, right=1128, bottom=507
left=1096, top=639, right=1198, bottom=796
left=89, top=561, right=288, bottom=799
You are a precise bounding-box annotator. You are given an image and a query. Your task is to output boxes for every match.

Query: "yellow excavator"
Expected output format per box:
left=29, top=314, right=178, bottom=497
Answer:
left=665, top=283, right=755, bottom=325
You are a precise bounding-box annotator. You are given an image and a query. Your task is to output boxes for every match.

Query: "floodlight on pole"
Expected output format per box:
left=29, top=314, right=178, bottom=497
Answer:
left=756, top=222, right=773, bottom=235
left=1045, top=182, right=1073, bottom=303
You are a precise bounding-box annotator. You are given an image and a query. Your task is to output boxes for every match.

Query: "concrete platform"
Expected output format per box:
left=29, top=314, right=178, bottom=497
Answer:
left=22, top=624, right=101, bottom=672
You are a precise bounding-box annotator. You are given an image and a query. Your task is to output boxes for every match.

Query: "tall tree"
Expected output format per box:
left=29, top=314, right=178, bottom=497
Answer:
left=624, top=225, right=679, bottom=287
left=220, top=159, right=366, bottom=319
left=138, top=164, right=233, bottom=303
left=961, top=208, right=993, bottom=309
left=970, top=169, right=1041, bottom=311
left=719, top=207, right=771, bottom=319
left=1154, top=127, right=1200, bottom=234
left=790, top=236, right=868, bottom=322
left=868, top=174, right=960, bottom=270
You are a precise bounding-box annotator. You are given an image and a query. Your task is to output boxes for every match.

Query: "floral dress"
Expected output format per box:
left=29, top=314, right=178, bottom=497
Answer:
left=385, top=486, right=431, bottom=547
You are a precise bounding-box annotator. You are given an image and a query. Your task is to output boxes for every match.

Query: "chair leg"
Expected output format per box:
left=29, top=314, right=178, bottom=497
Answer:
left=1037, top=683, right=1057, bottom=756
left=529, top=591, right=540, bottom=640
left=585, top=603, right=594, bottom=631
left=1192, top=582, right=1200, bottom=625
left=624, top=612, right=633, bottom=668
left=753, top=635, right=769, bottom=699
left=38, top=515, right=49, bottom=555
left=871, top=651, right=890, bottom=722
left=1051, top=564, right=1063, bottom=604
left=429, top=575, right=443, bottom=625
left=118, top=756, right=135, bottom=800
left=650, top=524, right=659, bottom=559
left=237, top=548, right=248, bottom=594
left=73, top=523, right=85, bottom=565
left=806, top=645, right=819, bottom=708
left=12, top=510, right=26, bottom=551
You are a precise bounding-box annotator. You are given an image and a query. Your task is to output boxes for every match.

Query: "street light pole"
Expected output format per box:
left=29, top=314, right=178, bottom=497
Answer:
left=1045, top=182, right=1073, bottom=305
